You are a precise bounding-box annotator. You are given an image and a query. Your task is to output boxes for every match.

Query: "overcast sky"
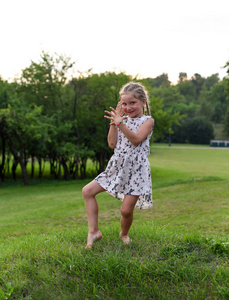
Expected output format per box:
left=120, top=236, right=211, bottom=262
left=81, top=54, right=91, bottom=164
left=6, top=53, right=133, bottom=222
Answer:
left=1, top=0, right=229, bottom=83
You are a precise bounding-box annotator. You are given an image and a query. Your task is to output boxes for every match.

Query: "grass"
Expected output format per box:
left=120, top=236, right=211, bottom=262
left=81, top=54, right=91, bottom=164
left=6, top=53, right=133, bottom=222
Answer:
left=0, top=146, right=229, bottom=299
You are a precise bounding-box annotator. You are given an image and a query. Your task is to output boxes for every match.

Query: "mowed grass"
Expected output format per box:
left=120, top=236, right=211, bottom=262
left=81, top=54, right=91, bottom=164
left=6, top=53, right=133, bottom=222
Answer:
left=0, top=146, right=229, bottom=299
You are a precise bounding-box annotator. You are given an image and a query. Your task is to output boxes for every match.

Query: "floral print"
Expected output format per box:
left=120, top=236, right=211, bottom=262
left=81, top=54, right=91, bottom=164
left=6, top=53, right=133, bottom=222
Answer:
left=95, top=115, right=153, bottom=209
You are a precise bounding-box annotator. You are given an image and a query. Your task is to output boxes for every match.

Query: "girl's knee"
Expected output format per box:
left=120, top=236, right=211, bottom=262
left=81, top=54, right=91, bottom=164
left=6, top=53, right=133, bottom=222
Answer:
left=82, top=181, right=103, bottom=198
left=120, top=206, right=133, bottom=218
left=120, top=195, right=138, bottom=218
left=82, top=185, right=92, bottom=198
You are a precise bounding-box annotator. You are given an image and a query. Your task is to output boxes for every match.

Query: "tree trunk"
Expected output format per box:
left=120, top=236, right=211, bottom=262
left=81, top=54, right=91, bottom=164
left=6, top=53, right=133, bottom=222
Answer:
left=50, top=157, right=58, bottom=179
left=12, top=159, right=18, bottom=181
left=31, top=156, right=34, bottom=179
left=38, top=157, right=43, bottom=178
left=0, top=133, right=6, bottom=182
left=73, top=156, right=79, bottom=180
left=6, top=156, right=10, bottom=175
left=58, top=156, right=62, bottom=180
left=62, top=158, right=70, bottom=180
left=98, top=150, right=108, bottom=173
left=80, top=157, right=87, bottom=179
left=19, top=158, right=29, bottom=186
left=6, top=130, right=30, bottom=186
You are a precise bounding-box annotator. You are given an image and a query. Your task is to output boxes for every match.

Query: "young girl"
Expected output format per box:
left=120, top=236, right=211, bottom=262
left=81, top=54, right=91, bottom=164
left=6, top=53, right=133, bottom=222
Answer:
left=82, top=82, right=154, bottom=248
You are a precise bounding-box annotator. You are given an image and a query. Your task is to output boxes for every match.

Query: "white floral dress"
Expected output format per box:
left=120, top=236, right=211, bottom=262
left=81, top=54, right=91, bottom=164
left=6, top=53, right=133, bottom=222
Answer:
left=95, top=115, right=153, bottom=209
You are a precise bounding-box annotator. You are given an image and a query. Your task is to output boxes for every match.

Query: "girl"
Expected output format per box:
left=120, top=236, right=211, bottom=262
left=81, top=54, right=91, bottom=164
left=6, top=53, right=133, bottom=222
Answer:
left=82, top=82, right=154, bottom=249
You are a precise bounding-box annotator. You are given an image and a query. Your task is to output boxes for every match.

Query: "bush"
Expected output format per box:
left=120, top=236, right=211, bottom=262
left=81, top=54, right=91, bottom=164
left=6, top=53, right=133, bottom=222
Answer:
left=224, top=107, right=229, bottom=136
left=172, top=117, right=214, bottom=144
left=186, top=117, right=214, bottom=144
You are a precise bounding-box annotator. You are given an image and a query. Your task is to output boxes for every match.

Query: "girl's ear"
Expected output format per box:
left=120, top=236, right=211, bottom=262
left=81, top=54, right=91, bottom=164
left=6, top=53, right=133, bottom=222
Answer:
left=143, top=98, right=147, bottom=106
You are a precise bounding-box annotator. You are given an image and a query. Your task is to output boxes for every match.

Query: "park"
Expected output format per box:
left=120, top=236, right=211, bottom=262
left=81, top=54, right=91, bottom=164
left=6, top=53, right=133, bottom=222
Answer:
left=1, top=53, right=229, bottom=298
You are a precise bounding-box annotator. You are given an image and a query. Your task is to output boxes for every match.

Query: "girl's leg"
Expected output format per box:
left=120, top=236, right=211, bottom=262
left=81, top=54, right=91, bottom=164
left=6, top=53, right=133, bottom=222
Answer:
left=120, top=195, right=139, bottom=244
left=82, top=180, right=105, bottom=248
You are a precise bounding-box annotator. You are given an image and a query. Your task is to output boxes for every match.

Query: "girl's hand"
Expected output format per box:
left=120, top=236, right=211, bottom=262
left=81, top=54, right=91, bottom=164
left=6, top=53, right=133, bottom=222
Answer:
left=115, top=101, right=124, bottom=117
left=104, top=106, right=127, bottom=126
left=106, top=101, right=124, bottom=125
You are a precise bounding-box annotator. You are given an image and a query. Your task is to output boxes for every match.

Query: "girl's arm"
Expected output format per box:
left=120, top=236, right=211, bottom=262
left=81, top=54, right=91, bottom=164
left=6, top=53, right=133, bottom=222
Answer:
left=105, top=106, right=154, bottom=147
left=106, top=101, right=123, bottom=149
left=118, top=118, right=154, bottom=146
left=107, top=124, right=118, bottom=149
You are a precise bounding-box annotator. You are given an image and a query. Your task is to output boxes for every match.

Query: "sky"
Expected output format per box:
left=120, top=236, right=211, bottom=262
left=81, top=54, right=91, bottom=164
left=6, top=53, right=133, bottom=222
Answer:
left=1, top=0, right=229, bottom=84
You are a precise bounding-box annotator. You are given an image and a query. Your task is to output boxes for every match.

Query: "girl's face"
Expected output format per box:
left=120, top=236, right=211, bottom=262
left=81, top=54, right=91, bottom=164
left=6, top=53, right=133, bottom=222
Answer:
left=121, top=93, right=146, bottom=118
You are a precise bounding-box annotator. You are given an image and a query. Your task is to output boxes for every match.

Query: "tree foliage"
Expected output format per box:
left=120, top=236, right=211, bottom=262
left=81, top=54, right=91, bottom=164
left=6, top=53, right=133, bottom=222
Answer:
left=1, top=53, right=229, bottom=184
left=185, top=117, right=214, bottom=144
left=224, top=107, right=229, bottom=136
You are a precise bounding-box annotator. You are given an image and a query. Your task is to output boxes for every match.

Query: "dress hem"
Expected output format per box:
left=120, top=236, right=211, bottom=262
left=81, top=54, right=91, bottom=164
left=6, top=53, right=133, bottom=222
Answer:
left=95, top=179, right=153, bottom=210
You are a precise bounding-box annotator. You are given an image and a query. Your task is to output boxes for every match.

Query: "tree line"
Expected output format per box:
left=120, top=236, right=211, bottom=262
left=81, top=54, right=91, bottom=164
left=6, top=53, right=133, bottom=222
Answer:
left=0, top=52, right=229, bottom=185
left=143, top=71, right=229, bottom=144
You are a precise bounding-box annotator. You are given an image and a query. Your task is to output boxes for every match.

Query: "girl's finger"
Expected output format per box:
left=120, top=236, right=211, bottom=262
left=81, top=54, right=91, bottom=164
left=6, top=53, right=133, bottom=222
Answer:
left=105, top=111, right=115, bottom=117
left=104, top=115, right=112, bottom=119
left=104, top=110, right=111, bottom=115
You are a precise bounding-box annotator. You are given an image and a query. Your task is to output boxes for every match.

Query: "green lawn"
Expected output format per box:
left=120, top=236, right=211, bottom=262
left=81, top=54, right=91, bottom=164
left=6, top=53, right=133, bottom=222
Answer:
left=0, top=146, right=229, bottom=299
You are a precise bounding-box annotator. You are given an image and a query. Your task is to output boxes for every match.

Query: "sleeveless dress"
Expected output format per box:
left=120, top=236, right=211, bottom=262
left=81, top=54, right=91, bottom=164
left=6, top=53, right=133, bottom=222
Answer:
left=95, top=115, right=153, bottom=209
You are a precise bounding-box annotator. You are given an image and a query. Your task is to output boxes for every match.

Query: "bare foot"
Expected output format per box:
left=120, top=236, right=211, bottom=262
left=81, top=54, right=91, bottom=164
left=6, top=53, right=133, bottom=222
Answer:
left=85, top=231, right=102, bottom=249
left=119, top=233, right=132, bottom=244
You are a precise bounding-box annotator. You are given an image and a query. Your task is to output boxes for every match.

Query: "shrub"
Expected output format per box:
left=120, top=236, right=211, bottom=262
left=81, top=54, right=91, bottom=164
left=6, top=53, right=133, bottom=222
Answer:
left=172, top=117, right=214, bottom=144
left=185, top=117, right=214, bottom=144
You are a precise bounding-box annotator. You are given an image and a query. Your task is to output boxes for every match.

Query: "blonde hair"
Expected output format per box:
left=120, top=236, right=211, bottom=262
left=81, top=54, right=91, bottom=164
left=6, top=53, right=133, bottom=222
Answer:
left=119, top=82, right=151, bottom=115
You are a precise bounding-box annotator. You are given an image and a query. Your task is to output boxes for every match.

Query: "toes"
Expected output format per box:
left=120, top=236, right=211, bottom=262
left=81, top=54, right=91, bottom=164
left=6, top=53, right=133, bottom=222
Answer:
left=85, top=244, right=92, bottom=250
left=86, top=231, right=102, bottom=249
left=119, top=234, right=132, bottom=244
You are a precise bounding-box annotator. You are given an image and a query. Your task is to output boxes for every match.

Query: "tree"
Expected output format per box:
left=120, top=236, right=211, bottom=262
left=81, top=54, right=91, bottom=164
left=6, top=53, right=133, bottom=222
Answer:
left=140, top=80, right=182, bottom=142
left=177, top=79, right=197, bottom=103
left=198, top=86, right=213, bottom=120
left=150, top=85, right=186, bottom=111
left=19, top=52, right=78, bottom=180
left=173, top=102, right=199, bottom=118
left=0, top=79, right=26, bottom=182
left=224, top=59, right=229, bottom=96
left=20, top=51, right=74, bottom=116
left=172, top=119, right=189, bottom=143
left=178, top=72, right=187, bottom=83
left=204, top=73, right=219, bottom=90
left=191, top=73, right=205, bottom=97
left=73, top=72, right=131, bottom=174
left=223, top=60, right=229, bottom=135
left=224, top=107, right=229, bottom=136
left=0, top=78, right=9, bottom=182
left=0, top=100, right=48, bottom=185
left=209, top=79, right=228, bottom=123
left=154, top=73, right=171, bottom=88
left=144, top=74, right=171, bottom=89
left=185, top=117, right=214, bottom=144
